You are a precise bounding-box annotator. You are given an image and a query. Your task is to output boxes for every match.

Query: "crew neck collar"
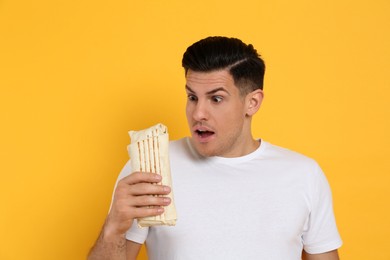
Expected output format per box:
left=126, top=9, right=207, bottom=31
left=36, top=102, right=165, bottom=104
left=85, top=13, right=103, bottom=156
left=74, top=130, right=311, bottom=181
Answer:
left=185, top=137, right=266, bottom=165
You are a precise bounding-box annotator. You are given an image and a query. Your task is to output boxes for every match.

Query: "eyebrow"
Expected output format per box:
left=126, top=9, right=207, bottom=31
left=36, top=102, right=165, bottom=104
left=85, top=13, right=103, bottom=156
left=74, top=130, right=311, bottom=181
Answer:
left=185, top=85, right=230, bottom=95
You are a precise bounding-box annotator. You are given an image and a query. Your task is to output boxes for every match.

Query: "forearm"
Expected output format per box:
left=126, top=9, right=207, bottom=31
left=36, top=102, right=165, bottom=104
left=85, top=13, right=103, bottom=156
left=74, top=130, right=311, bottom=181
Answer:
left=302, top=249, right=339, bottom=260
left=88, top=172, right=170, bottom=260
left=88, top=225, right=127, bottom=260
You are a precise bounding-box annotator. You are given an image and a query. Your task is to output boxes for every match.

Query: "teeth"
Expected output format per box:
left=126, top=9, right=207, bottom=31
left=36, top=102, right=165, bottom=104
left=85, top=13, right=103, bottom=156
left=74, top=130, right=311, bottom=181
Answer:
left=197, top=130, right=209, bottom=135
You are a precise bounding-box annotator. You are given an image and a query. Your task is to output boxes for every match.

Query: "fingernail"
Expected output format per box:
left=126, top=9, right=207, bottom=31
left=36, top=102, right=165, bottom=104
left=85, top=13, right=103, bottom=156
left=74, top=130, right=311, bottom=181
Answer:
left=163, top=197, right=171, bottom=203
left=157, top=207, right=164, bottom=213
left=163, top=186, right=170, bottom=192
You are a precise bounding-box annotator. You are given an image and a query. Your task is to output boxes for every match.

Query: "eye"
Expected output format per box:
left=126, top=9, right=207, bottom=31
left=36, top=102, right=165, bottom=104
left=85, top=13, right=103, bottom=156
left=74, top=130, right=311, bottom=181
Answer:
left=187, top=94, right=197, bottom=102
left=211, top=96, right=223, bottom=103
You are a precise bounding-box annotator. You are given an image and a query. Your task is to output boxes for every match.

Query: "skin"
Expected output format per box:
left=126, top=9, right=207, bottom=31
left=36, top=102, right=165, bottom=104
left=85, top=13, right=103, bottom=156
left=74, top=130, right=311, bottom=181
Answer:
left=185, top=69, right=263, bottom=158
left=302, top=250, right=340, bottom=260
left=88, top=69, right=339, bottom=259
left=87, top=172, right=171, bottom=260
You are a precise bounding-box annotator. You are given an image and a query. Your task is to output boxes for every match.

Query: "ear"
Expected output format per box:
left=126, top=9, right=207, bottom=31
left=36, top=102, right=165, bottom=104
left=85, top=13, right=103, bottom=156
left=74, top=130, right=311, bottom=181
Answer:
left=245, top=89, right=264, bottom=117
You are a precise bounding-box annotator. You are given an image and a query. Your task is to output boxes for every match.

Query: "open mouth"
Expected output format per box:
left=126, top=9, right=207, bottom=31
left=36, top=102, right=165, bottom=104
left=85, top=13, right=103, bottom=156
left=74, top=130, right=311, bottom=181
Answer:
left=195, top=129, right=215, bottom=138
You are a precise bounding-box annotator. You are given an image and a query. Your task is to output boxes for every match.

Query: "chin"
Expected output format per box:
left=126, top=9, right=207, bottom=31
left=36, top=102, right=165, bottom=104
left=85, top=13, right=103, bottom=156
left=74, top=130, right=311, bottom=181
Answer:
left=198, top=150, right=216, bottom=157
left=191, top=140, right=213, bottom=157
left=192, top=143, right=217, bottom=157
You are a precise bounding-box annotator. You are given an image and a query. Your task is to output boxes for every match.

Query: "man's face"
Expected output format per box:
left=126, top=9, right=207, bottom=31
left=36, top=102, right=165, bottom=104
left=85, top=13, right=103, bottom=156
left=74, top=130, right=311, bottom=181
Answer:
left=185, top=69, right=253, bottom=157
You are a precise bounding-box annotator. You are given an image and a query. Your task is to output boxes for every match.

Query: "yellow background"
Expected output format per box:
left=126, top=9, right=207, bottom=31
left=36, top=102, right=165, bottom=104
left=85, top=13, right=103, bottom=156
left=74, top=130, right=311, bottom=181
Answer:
left=1, top=0, right=389, bottom=259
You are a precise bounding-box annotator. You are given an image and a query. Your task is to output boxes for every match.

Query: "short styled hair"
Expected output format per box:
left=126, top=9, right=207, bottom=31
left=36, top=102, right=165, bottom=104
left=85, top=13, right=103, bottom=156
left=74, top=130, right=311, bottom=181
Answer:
left=182, top=36, right=266, bottom=95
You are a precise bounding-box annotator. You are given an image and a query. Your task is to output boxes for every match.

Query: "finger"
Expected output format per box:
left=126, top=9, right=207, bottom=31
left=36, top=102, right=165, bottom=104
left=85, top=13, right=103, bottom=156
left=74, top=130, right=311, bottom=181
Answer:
left=130, top=195, right=171, bottom=207
left=133, top=206, right=165, bottom=219
left=129, top=183, right=171, bottom=196
left=122, top=172, right=162, bottom=185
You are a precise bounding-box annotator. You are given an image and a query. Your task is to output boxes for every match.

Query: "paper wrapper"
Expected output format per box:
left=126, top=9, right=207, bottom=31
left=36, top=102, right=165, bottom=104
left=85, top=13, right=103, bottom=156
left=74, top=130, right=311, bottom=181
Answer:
left=128, top=123, right=177, bottom=227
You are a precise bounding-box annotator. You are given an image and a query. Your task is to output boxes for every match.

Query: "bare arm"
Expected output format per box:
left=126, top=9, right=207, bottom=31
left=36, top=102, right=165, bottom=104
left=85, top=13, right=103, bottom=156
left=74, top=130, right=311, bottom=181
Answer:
left=87, top=223, right=128, bottom=260
left=126, top=240, right=143, bottom=260
left=88, top=172, right=171, bottom=260
left=302, top=250, right=340, bottom=260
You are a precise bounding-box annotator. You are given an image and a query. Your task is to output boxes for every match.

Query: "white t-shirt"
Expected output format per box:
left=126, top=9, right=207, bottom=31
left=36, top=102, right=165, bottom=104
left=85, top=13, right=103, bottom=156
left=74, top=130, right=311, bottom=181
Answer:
left=115, top=138, right=342, bottom=260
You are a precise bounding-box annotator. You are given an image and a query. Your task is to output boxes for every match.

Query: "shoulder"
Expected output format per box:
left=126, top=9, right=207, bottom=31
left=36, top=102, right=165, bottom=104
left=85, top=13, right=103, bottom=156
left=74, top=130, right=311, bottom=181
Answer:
left=169, top=137, right=188, bottom=150
left=169, top=137, right=196, bottom=158
left=260, top=141, right=326, bottom=182
left=262, top=141, right=318, bottom=165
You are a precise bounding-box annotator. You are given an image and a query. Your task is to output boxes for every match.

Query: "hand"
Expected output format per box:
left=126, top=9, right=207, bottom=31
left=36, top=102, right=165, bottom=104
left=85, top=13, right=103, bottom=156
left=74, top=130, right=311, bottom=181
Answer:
left=103, top=172, right=171, bottom=239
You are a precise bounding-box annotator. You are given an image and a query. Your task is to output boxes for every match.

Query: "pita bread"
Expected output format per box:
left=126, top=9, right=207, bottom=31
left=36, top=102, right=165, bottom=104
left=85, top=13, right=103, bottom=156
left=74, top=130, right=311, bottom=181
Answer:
left=128, top=123, right=177, bottom=227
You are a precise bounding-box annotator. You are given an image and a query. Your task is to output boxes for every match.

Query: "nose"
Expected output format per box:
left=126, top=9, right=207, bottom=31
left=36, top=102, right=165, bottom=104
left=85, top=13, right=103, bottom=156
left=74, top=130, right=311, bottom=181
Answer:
left=192, top=100, right=209, bottom=121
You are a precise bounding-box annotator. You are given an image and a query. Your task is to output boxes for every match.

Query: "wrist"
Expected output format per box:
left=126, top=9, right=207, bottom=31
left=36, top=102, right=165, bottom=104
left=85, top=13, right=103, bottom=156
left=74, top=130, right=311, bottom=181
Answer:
left=102, top=219, right=127, bottom=242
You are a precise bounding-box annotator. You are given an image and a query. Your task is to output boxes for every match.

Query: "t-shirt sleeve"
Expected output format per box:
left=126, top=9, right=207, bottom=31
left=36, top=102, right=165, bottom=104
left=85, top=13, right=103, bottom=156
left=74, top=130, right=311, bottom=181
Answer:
left=125, top=219, right=149, bottom=244
left=302, top=163, right=343, bottom=254
left=110, top=160, right=149, bottom=244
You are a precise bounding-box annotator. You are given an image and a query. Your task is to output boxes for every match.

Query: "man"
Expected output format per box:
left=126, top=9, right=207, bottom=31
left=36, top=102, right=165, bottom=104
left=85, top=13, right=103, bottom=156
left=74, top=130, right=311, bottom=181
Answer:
left=88, top=36, right=342, bottom=259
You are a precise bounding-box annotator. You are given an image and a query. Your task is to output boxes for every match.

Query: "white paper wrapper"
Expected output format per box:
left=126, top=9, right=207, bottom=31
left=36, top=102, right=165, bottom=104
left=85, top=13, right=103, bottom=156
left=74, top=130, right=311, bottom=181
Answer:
left=128, top=123, right=176, bottom=227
